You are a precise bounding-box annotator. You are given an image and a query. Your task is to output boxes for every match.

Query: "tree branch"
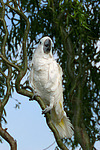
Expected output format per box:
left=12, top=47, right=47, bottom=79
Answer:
left=72, top=66, right=91, bottom=150
left=60, top=26, right=75, bottom=79
left=0, top=0, right=12, bottom=111
left=0, top=127, right=17, bottom=150
left=59, top=22, right=92, bottom=149
left=0, top=0, right=8, bottom=55
left=33, top=96, right=69, bottom=150
left=0, top=69, right=7, bottom=78
left=0, top=2, right=16, bottom=150
left=2, top=67, right=12, bottom=107
left=0, top=54, right=21, bottom=71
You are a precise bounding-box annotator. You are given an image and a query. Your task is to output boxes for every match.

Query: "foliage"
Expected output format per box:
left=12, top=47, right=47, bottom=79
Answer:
left=0, top=0, right=100, bottom=150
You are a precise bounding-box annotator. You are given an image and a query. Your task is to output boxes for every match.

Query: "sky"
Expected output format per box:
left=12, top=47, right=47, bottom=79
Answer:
left=0, top=92, right=57, bottom=150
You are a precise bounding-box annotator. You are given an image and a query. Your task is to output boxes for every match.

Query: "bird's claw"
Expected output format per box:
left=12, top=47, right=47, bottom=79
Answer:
left=29, top=91, right=40, bottom=101
left=42, top=108, right=48, bottom=114
left=29, top=95, right=35, bottom=101
left=42, top=106, right=52, bottom=114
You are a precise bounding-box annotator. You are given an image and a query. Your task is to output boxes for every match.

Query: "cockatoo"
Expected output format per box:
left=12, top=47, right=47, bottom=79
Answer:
left=29, top=36, right=74, bottom=138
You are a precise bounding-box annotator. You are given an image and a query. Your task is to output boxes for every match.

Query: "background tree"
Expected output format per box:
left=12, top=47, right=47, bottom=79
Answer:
left=0, top=0, right=100, bottom=150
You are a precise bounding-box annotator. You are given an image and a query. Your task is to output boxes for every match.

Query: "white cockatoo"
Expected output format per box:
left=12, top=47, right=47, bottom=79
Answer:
left=29, top=36, right=74, bottom=138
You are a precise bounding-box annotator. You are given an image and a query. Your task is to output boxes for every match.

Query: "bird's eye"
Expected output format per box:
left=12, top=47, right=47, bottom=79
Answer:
left=40, top=41, right=41, bottom=44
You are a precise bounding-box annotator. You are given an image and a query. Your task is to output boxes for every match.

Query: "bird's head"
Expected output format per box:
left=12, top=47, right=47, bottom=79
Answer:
left=38, top=36, right=53, bottom=56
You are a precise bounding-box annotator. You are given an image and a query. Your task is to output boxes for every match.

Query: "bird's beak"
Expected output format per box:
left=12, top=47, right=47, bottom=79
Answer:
left=43, top=39, right=51, bottom=54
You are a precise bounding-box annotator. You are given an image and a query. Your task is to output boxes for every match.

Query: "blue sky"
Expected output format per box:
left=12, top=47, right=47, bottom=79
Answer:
left=0, top=92, right=57, bottom=150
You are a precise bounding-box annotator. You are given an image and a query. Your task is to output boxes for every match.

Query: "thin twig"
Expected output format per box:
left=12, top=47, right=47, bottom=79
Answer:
left=43, top=141, right=55, bottom=150
left=0, top=69, right=7, bottom=78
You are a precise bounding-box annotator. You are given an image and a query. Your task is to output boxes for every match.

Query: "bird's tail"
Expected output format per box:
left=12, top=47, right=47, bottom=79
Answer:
left=53, top=112, right=74, bottom=138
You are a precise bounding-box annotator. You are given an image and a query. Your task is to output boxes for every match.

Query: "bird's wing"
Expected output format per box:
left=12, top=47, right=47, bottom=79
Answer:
left=29, top=64, right=35, bottom=89
left=45, top=59, right=63, bottom=92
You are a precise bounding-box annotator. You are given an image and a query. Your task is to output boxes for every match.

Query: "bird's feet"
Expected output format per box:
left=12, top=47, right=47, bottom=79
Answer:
left=29, top=90, right=40, bottom=101
left=42, top=105, right=53, bottom=114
